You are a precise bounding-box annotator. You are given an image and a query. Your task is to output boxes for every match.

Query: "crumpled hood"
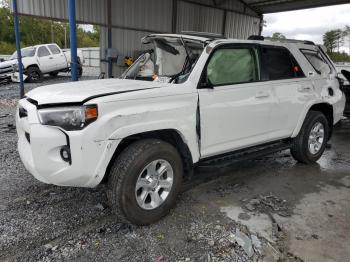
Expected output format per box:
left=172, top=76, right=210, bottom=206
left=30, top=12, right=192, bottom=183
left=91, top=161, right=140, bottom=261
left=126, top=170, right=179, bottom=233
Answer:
left=26, top=79, right=165, bottom=105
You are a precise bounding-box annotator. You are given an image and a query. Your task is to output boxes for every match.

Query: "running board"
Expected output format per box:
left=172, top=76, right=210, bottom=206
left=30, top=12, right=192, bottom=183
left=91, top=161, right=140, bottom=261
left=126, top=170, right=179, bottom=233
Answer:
left=197, top=140, right=292, bottom=168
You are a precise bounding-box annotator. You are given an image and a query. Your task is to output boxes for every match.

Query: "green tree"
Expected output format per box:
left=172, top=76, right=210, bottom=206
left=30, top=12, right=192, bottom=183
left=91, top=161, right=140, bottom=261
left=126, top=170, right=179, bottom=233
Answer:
left=328, top=51, right=350, bottom=63
left=323, top=30, right=339, bottom=53
left=271, top=32, right=286, bottom=40
left=0, top=2, right=100, bottom=54
left=343, top=25, right=350, bottom=55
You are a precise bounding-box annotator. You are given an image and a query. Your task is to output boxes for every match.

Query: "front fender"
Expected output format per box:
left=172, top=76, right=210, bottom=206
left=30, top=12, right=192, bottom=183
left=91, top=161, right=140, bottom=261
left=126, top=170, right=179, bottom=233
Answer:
left=22, top=58, right=38, bottom=70
left=108, top=120, right=200, bottom=163
left=92, top=94, right=200, bottom=163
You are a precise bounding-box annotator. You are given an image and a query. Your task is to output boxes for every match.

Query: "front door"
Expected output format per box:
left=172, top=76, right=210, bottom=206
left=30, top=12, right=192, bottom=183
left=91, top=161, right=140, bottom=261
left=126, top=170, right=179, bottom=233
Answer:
left=198, top=44, right=276, bottom=158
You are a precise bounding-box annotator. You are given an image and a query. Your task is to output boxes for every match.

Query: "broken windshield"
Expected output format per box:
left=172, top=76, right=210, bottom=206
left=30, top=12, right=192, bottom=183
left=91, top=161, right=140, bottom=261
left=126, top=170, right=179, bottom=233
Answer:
left=121, top=37, right=204, bottom=83
left=10, top=47, right=36, bottom=60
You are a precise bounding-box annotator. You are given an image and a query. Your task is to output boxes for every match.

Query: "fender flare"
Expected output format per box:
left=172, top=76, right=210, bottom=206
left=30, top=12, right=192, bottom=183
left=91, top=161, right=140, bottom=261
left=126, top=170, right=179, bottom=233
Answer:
left=291, top=100, right=333, bottom=137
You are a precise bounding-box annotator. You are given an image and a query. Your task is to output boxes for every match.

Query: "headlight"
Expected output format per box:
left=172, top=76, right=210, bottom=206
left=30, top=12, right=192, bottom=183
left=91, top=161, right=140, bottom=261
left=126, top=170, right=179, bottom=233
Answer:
left=38, top=105, right=98, bottom=131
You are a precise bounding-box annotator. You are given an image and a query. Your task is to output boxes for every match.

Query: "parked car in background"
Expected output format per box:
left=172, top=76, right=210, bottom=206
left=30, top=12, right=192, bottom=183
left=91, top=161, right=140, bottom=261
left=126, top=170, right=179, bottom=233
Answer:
left=336, top=63, right=350, bottom=117
left=335, top=62, right=350, bottom=85
left=7, top=44, right=84, bottom=83
left=0, top=55, right=15, bottom=81
left=16, top=33, right=345, bottom=225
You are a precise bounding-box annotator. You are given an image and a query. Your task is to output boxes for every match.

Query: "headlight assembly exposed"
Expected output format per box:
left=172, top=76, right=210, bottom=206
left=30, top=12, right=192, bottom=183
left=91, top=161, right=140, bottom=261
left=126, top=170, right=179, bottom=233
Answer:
left=38, top=105, right=98, bottom=131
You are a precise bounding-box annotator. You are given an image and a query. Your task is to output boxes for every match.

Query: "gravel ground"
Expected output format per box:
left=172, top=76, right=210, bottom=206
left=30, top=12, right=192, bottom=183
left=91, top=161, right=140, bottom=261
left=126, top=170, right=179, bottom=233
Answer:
left=0, top=75, right=349, bottom=262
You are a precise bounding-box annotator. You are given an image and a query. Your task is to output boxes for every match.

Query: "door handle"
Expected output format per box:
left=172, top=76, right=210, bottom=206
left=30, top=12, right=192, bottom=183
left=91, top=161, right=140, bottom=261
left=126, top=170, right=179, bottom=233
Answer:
left=298, top=86, right=312, bottom=92
left=49, top=57, right=54, bottom=59
left=255, top=91, right=270, bottom=98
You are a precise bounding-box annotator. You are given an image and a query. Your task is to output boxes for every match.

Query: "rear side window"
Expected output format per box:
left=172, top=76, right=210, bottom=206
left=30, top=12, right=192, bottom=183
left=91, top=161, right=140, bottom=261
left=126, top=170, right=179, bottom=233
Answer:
left=261, top=47, right=304, bottom=80
left=301, top=49, right=331, bottom=75
left=48, top=45, right=61, bottom=55
left=38, top=46, right=51, bottom=57
left=206, top=47, right=260, bottom=86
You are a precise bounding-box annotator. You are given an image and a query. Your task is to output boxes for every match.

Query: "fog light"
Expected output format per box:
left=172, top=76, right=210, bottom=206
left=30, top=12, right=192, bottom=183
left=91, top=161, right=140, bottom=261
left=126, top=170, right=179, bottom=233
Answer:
left=60, top=146, right=71, bottom=163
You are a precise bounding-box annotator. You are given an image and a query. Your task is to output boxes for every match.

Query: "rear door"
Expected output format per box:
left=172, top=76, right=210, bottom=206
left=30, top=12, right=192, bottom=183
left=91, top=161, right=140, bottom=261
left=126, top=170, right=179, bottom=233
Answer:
left=37, top=46, right=56, bottom=73
left=260, top=45, right=311, bottom=139
left=198, top=44, right=276, bottom=158
left=47, top=44, right=67, bottom=70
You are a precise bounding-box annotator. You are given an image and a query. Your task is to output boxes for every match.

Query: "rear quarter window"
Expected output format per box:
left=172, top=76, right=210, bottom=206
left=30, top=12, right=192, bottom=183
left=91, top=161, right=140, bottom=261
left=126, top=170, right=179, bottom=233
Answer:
left=301, top=49, right=331, bottom=75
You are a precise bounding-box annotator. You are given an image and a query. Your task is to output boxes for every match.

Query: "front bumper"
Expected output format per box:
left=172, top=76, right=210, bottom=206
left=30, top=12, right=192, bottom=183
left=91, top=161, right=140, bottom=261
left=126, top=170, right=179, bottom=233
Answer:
left=16, top=98, right=119, bottom=187
left=11, top=72, right=28, bottom=83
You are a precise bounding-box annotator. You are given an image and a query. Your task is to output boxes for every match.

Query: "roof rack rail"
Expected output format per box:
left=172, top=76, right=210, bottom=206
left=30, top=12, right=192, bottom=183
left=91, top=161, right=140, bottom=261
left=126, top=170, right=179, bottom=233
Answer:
left=264, top=37, right=315, bottom=45
left=248, top=35, right=264, bottom=41
left=181, top=31, right=226, bottom=40
left=247, top=35, right=315, bottom=45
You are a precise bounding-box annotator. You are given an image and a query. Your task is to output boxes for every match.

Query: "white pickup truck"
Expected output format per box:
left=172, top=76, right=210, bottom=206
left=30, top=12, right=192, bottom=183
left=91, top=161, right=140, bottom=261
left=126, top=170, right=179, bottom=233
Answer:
left=4, top=44, right=84, bottom=83
left=16, top=33, right=345, bottom=225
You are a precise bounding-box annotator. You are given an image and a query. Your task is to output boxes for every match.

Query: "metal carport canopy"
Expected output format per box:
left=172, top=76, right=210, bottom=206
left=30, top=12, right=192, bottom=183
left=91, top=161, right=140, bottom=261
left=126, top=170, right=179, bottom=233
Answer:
left=241, top=0, right=350, bottom=14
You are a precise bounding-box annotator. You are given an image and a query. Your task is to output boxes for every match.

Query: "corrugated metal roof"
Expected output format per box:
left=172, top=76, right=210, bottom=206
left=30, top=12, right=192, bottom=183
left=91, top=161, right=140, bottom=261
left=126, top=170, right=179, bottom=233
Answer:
left=176, top=1, right=225, bottom=34
left=242, top=0, right=350, bottom=14
left=15, top=0, right=350, bottom=20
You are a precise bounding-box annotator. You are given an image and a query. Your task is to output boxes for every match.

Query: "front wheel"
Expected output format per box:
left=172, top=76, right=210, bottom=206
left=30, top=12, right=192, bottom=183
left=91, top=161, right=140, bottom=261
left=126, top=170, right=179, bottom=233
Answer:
left=107, top=139, right=183, bottom=225
left=26, top=67, right=43, bottom=83
left=291, top=111, right=330, bottom=164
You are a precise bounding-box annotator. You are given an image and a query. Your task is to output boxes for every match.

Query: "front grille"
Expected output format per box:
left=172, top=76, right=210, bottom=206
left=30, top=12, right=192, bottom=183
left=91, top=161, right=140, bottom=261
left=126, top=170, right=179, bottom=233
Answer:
left=25, top=132, right=30, bottom=143
left=19, top=107, right=28, bottom=118
left=0, top=67, right=12, bottom=74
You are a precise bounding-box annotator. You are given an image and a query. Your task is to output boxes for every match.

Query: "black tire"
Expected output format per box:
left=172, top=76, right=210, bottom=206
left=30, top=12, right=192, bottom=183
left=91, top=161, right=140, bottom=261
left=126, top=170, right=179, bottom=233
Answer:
left=291, top=111, right=330, bottom=164
left=77, top=57, right=83, bottom=78
left=107, top=139, right=183, bottom=225
left=26, top=67, right=43, bottom=83
left=78, top=66, right=83, bottom=78
left=49, top=72, right=59, bottom=77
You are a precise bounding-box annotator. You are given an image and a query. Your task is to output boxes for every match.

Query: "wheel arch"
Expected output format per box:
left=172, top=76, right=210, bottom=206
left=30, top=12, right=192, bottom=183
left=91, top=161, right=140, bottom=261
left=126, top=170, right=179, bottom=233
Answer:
left=25, top=64, right=40, bottom=70
left=292, top=102, right=334, bottom=139
left=102, top=129, right=195, bottom=184
left=25, top=64, right=41, bottom=74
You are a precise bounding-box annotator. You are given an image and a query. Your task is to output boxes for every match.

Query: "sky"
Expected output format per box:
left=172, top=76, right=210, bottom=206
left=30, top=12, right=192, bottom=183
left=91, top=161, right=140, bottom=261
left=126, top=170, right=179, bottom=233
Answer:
left=262, top=3, right=350, bottom=54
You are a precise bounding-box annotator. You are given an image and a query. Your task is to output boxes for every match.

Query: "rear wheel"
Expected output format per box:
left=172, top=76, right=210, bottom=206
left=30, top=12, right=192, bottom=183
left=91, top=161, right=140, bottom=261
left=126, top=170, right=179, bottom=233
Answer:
left=26, top=67, right=43, bottom=83
left=291, top=111, right=329, bottom=164
left=78, top=66, right=83, bottom=78
left=107, top=139, right=183, bottom=225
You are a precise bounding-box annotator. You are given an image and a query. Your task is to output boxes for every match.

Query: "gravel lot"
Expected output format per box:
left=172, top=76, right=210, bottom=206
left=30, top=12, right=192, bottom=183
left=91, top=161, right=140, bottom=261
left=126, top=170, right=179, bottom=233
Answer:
left=1, top=74, right=349, bottom=262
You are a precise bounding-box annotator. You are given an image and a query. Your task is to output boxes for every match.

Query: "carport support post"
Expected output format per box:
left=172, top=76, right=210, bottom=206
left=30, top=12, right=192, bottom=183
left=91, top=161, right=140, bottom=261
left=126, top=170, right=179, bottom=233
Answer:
left=68, top=0, right=78, bottom=81
left=107, top=0, right=113, bottom=78
left=12, top=0, right=24, bottom=98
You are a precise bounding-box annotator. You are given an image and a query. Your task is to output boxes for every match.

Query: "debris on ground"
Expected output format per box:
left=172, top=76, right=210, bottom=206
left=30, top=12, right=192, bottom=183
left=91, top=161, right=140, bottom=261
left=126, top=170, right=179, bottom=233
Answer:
left=242, top=193, right=291, bottom=217
left=232, top=228, right=254, bottom=258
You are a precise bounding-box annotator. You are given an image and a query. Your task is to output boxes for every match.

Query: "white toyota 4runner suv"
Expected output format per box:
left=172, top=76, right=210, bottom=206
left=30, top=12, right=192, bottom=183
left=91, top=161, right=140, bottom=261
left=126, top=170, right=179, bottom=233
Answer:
left=16, top=33, right=345, bottom=225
